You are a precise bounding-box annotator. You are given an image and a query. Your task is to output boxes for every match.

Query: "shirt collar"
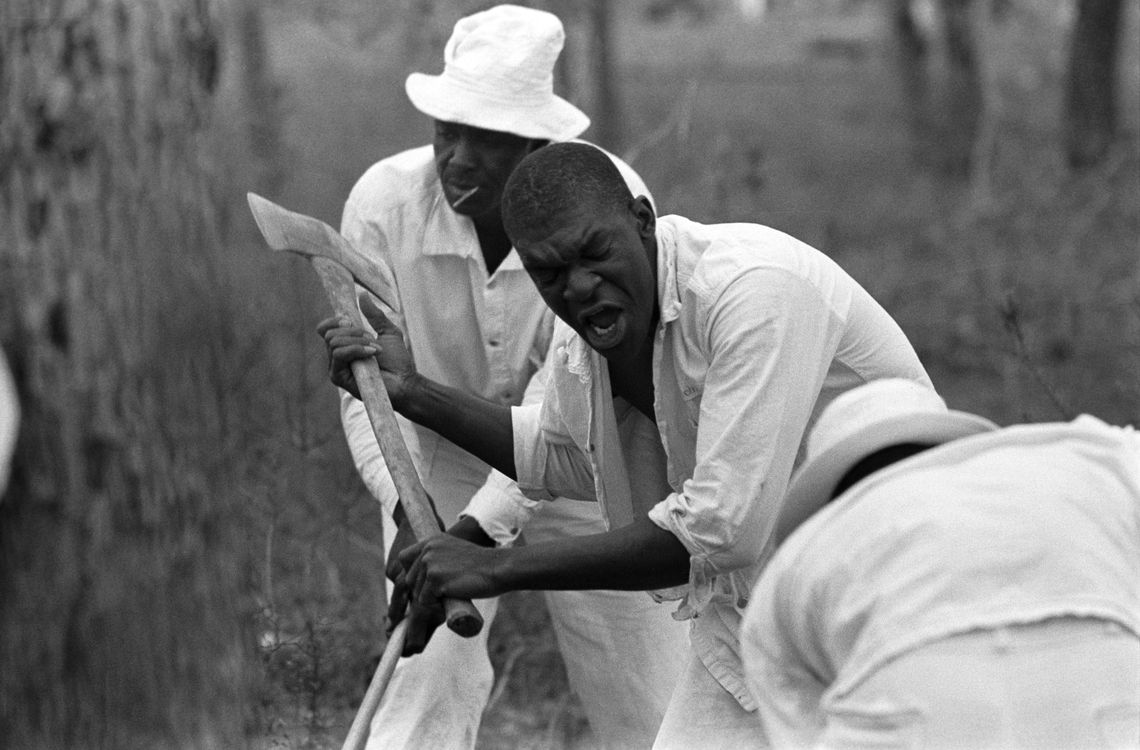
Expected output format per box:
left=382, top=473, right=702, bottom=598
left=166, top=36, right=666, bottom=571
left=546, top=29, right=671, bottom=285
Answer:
left=422, top=188, right=476, bottom=258
left=421, top=187, right=526, bottom=273
left=655, top=217, right=683, bottom=325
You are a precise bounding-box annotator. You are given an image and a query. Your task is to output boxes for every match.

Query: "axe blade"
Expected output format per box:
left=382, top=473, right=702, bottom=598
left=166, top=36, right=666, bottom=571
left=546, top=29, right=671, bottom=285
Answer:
left=246, top=192, right=398, bottom=311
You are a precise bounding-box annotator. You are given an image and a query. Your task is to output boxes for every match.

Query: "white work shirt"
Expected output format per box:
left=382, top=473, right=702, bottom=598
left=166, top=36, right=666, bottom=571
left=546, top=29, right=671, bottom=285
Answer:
left=474, top=215, right=932, bottom=709
left=742, top=416, right=1140, bottom=744
left=339, top=144, right=651, bottom=526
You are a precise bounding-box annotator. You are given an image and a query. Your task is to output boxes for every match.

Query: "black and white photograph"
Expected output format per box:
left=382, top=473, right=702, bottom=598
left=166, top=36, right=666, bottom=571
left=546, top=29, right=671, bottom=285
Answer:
left=1, top=1, right=1137, bottom=748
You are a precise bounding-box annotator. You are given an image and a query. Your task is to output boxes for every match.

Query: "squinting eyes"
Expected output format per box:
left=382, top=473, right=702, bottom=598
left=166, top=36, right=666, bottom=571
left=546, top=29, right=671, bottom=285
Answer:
left=435, top=126, right=524, bottom=149
left=528, top=267, right=562, bottom=284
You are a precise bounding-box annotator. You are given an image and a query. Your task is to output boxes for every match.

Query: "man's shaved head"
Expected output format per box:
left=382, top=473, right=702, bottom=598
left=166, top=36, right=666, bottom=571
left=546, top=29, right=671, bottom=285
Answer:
left=502, top=142, right=635, bottom=244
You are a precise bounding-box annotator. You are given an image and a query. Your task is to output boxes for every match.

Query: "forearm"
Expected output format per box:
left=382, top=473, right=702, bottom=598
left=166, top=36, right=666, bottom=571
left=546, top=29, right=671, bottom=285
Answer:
left=496, top=516, right=690, bottom=592
left=397, top=374, right=517, bottom=479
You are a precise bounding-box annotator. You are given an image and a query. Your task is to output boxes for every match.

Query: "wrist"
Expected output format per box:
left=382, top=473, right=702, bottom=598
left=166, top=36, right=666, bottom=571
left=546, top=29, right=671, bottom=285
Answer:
left=487, top=546, right=516, bottom=595
left=394, top=372, right=429, bottom=419
left=447, top=516, right=496, bottom=548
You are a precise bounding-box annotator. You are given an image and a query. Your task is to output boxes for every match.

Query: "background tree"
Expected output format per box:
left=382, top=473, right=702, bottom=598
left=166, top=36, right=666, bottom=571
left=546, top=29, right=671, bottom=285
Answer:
left=587, top=0, right=622, bottom=150
left=891, top=0, right=1129, bottom=175
left=0, top=1, right=250, bottom=746
left=1065, top=0, right=1126, bottom=168
left=888, top=0, right=983, bottom=176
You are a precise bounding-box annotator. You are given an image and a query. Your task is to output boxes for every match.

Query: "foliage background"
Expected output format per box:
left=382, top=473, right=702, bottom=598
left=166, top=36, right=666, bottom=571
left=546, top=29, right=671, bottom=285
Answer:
left=1, top=0, right=1137, bottom=748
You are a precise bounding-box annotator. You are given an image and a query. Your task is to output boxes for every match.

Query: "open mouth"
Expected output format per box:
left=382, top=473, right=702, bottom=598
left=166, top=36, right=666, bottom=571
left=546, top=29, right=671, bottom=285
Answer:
left=581, top=307, right=623, bottom=349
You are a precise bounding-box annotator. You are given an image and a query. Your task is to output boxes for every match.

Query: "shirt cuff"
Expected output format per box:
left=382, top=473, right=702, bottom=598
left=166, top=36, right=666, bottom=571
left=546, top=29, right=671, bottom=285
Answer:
left=648, top=493, right=760, bottom=620
left=459, top=470, right=541, bottom=546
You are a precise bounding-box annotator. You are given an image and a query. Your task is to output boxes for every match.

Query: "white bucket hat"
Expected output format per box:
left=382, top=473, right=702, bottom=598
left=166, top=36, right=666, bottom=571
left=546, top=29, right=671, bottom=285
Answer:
left=405, top=4, right=590, bottom=142
left=775, top=379, right=998, bottom=544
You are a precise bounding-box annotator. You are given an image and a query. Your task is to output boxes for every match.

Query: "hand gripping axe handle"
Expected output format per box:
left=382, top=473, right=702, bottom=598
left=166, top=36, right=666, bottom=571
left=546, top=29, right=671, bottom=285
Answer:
left=246, top=192, right=483, bottom=637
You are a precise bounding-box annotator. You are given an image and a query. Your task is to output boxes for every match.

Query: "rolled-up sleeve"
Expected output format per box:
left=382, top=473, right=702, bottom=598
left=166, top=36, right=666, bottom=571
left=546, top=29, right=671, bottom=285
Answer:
left=511, top=403, right=597, bottom=503
left=648, top=268, right=841, bottom=609
left=462, top=338, right=564, bottom=541
left=459, top=468, right=540, bottom=546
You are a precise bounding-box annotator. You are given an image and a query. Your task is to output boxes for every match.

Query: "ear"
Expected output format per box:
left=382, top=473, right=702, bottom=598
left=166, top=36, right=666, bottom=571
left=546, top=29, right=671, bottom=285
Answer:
left=630, top=195, right=656, bottom=240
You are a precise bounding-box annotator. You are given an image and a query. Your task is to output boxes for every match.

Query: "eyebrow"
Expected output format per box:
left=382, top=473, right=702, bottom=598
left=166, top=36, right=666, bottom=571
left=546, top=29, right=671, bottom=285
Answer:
left=524, top=224, right=598, bottom=267
left=522, top=243, right=567, bottom=269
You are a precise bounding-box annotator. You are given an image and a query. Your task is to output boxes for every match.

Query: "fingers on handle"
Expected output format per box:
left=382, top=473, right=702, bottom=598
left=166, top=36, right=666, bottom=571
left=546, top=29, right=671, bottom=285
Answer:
left=315, top=316, right=342, bottom=336
left=386, top=569, right=411, bottom=636
left=358, top=293, right=392, bottom=331
left=385, top=556, right=402, bottom=584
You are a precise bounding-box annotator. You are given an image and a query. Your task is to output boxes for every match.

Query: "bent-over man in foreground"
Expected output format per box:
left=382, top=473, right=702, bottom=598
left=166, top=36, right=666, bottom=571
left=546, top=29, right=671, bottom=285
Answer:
left=741, top=378, right=1140, bottom=748
left=323, top=141, right=934, bottom=747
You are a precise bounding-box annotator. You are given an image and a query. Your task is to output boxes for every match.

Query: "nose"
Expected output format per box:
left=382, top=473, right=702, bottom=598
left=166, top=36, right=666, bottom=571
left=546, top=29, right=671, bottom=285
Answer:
left=451, top=133, right=477, bottom=169
left=563, top=265, right=599, bottom=302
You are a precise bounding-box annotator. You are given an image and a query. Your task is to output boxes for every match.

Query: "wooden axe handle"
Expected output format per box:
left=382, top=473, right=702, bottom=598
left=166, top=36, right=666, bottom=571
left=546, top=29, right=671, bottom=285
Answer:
left=341, top=618, right=409, bottom=750
left=312, top=256, right=483, bottom=637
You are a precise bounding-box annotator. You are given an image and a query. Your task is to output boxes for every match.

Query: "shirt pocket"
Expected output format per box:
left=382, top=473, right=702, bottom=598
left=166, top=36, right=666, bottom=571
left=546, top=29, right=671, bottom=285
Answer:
left=678, top=379, right=702, bottom=431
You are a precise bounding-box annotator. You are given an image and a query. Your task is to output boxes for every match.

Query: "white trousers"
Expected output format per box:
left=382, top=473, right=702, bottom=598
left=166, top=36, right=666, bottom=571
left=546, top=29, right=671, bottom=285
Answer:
left=366, top=445, right=689, bottom=750
left=653, top=650, right=768, bottom=750
left=814, top=617, right=1140, bottom=750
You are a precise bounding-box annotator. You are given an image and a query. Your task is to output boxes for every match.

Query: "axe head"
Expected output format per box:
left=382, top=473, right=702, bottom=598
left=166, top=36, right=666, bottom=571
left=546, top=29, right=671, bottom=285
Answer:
left=247, top=192, right=397, bottom=311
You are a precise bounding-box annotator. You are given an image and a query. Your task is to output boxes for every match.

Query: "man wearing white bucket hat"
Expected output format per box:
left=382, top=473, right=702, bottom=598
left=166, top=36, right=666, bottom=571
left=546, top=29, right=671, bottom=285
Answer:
left=325, top=5, right=687, bottom=749
left=741, top=378, right=1140, bottom=748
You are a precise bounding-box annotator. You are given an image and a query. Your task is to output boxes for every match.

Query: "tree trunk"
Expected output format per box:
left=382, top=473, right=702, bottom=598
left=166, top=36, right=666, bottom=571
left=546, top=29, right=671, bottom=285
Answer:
left=1065, top=0, right=1125, bottom=169
left=968, top=0, right=1001, bottom=209
left=587, top=0, right=621, bottom=151
left=892, top=0, right=928, bottom=58
left=940, top=0, right=983, bottom=177
left=237, top=0, right=286, bottom=194
left=0, top=1, right=249, bottom=747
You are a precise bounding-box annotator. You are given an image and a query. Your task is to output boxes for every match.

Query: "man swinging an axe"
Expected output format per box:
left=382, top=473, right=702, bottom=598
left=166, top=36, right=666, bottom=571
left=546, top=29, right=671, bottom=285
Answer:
left=323, top=141, right=936, bottom=748
left=314, top=6, right=687, bottom=749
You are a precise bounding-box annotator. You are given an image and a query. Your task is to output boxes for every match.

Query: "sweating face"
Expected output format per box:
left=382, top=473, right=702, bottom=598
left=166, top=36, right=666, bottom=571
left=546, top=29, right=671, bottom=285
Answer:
left=433, top=121, right=538, bottom=218
left=516, top=197, right=658, bottom=363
